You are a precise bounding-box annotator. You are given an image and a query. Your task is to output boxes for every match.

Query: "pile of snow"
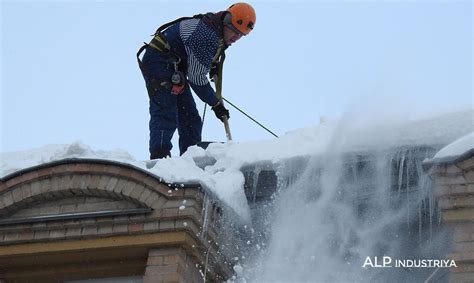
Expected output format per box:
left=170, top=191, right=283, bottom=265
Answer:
left=0, top=142, right=137, bottom=177
left=1, top=109, right=473, bottom=220
left=431, top=132, right=474, bottom=162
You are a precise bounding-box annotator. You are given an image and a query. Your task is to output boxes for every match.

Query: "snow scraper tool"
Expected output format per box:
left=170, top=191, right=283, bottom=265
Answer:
left=197, top=51, right=231, bottom=150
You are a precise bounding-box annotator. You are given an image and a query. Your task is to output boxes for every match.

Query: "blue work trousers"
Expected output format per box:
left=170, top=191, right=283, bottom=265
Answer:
left=142, top=48, right=202, bottom=157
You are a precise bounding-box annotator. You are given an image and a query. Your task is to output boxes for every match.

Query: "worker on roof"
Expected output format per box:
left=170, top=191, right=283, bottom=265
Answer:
left=137, top=3, right=256, bottom=159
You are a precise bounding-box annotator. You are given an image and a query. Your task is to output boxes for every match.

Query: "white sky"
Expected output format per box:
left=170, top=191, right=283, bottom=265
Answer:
left=2, top=0, right=472, bottom=160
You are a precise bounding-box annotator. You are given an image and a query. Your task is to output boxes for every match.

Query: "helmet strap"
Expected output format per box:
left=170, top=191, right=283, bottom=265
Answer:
left=223, top=13, right=244, bottom=36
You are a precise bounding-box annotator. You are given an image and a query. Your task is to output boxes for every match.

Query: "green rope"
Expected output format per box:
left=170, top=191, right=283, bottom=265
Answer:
left=222, top=97, right=279, bottom=138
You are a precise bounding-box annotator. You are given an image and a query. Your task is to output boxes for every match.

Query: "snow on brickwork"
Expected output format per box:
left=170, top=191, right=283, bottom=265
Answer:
left=1, top=109, right=473, bottom=220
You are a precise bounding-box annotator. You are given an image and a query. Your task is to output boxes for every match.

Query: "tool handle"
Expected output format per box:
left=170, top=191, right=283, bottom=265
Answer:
left=214, top=85, right=232, bottom=142
left=213, top=51, right=232, bottom=141
left=223, top=115, right=232, bottom=141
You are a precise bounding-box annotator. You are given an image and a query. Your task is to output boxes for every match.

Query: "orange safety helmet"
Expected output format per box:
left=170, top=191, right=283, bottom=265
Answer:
left=226, top=3, right=256, bottom=35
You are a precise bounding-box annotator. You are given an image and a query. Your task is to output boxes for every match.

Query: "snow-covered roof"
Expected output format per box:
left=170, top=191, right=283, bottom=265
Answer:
left=424, top=132, right=474, bottom=165
left=2, top=109, right=473, bottom=219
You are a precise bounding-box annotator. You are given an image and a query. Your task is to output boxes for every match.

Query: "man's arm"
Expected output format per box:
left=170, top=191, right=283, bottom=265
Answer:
left=180, top=19, right=220, bottom=106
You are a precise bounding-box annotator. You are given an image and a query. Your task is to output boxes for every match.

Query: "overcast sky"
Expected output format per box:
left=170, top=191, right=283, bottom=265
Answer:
left=2, top=0, right=472, bottom=160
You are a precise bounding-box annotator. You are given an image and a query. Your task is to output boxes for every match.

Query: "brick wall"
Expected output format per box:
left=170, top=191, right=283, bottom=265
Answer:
left=428, top=153, right=474, bottom=282
left=143, top=247, right=203, bottom=283
left=0, top=159, right=233, bottom=282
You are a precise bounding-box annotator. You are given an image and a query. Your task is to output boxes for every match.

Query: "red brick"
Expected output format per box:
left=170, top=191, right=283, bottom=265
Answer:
left=50, top=229, right=67, bottom=239
left=177, top=206, right=200, bottom=218
left=89, top=164, right=107, bottom=174
left=0, top=182, right=7, bottom=193
left=143, top=177, right=159, bottom=190
left=65, top=227, right=82, bottom=237
left=81, top=226, right=98, bottom=236
left=147, top=255, right=164, bottom=266
left=148, top=247, right=184, bottom=257
left=450, top=263, right=474, bottom=273
left=2, top=191, right=14, bottom=207
left=128, top=223, right=144, bottom=233
left=57, top=176, right=72, bottom=193
left=162, top=208, right=179, bottom=218
left=87, top=174, right=101, bottom=190
left=36, top=167, right=54, bottom=179
left=162, top=199, right=183, bottom=209
left=113, top=224, right=128, bottom=233
left=103, top=165, right=122, bottom=175
left=159, top=220, right=176, bottom=230
left=130, top=170, right=146, bottom=182
left=170, top=188, right=185, bottom=198
left=69, top=174, right=85, bottom=190
left=97, top=225, right=113, bottom=236
left=4, top=233, right=19, bottom=241
left=51, top=164, right=70, bottom=175
left=164, top=254, right=181, bottom=265
left=42, top=179, right=56, bottom=196
left=6, top=171, right=38, bottom=188
left=143, top=275, right=162, bottom=283
left=155, top=184, right=172, bottom=197
left=130, top=185, right=147, bottom=201
left=104, top=177, right=119, bottom=193
left=183, top=220, right=199, bottom=235
left=97, top=176, right=111, bottom=190
left=31, top=222, right=47, bottom=229
left=457, top=157, right=474, bottom=170
left=144, top=221, right=160, bottom=232
left=73, top=163, right=92, bottom=173
left=112, top=179, right=129, bottom=199
left=19, top=230, right=34, bottom=241
left=144, top=193, right=160, bottom=208
left=121, top=181, right=137, bottom=199
left=66, top=164, right=79, bottom=173
left=163, top=273, right=183, bottom=282
left=12, top=187, right=23, bottom=203
left=145, top=264, right=179, bottom=275
left=21, top=183, right=33, bottom=200
left=184, top=188, right=203, bottom=199
left=117, top=167, right=134, bottom=179
left=34, top=230, right=49, bottom=239
left=465, top=169, right=474, bottom=183
left=138, top=188, right=153, bottom=204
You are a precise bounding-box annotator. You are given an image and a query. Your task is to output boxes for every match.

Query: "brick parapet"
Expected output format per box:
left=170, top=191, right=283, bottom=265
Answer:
left=0, top=159, right=232, bottom=281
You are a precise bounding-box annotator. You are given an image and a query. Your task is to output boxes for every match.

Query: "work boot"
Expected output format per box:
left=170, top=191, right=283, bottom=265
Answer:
left=150, top=149, right=171, bottom=160
left=147, top=149, right=171, bottom=169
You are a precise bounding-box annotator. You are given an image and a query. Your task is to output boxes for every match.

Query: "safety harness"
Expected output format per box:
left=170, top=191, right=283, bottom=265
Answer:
left=137, top=13, right=226, bottom=96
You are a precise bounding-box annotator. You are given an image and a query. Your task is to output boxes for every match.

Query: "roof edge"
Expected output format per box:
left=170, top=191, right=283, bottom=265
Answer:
left=0, top=158, right=202, bottom=190
left=422, top=148, right=474, bottom=170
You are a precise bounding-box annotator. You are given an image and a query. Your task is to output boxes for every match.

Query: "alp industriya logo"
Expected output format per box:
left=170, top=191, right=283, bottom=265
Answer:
left=362, top=256, right=457, bottom=268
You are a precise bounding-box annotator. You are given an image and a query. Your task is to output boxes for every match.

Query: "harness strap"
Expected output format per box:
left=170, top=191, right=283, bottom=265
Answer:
left=136, top=44, right=172, bottom=96
left=155, top=14, right=204, bottom=34
left=212, top=39, right=225, bottom=64
left=149, top=32, right=171, bottom=53
left=138, top=12, right=227, bottom=97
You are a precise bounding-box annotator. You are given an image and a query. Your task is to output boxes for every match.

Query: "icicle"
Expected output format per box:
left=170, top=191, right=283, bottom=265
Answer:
left=252, top=167, right=262, bottom=202
left=418, top=198, right=422, bottom=243
left=398, top=150, right=406, bottom=196
left=387, top=154, right=394, bottom=196
left=201, top=194, right=211, bottom=242
left=351, top=162, right=358, bottom=184
left=406, top=150, right=411, bottom=230
left=429, top=178, right=434, bottom=239
left=415, top=156, right=426, bottom=241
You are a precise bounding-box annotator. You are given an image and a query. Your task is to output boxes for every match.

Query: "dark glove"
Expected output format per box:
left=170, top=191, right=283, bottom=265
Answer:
left=212, top=101, right=229, bottom=122
left=209, top=62, right=218, bottom=82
